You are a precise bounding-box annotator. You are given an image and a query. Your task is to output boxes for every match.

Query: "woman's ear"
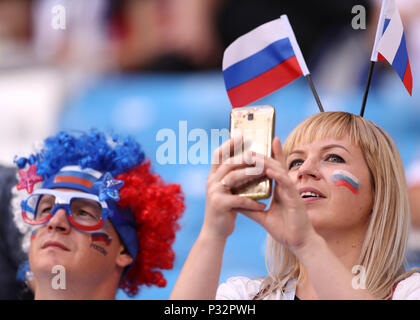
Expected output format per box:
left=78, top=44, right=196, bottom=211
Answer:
left=116, top=248, right=133, bottom=268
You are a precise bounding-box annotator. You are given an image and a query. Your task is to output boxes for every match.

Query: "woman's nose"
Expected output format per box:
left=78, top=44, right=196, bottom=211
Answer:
left=297, top=158, right=321, bottom=181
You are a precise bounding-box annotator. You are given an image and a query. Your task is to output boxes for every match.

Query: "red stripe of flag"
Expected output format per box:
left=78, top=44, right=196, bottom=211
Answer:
left=334, top=180, right=359, bottom=194
left=403, top=60, right=413, bottom=96
left=227, top=56, right=302, bottom=108
left=378, top=52, right=387, bottom=61
left=54, top=176, right=93, bottom=188
left=91, top=233, right=111, bottom=246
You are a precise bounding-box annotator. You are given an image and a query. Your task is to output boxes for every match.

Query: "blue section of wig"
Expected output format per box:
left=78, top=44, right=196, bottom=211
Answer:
left=16, top=260, right=30, bottom=282
left=14, top=130, right=145, bottom=179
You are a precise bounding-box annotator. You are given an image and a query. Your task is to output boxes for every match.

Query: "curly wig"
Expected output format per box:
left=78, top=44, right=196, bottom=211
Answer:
left=14, top=130, right=185, bottom=296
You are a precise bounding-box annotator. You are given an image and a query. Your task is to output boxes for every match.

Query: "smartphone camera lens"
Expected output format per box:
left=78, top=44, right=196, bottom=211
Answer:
left=248, top=113, right=254, bottom=121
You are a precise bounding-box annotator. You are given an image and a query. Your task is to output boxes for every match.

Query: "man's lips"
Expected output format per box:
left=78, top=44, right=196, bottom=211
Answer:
left=41, top=241, right=70, bottom=251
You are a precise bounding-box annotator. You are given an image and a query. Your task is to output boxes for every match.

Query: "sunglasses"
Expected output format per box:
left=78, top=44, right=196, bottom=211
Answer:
left=21, top=189, right=111, bottom=231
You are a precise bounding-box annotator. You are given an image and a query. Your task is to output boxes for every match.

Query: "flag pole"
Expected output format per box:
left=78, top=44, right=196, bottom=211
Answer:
left=306, top=74, right=324, bottom=112
left=282, top=15, right=324, bottom=113
left=360, top=61, right=376, bottom=117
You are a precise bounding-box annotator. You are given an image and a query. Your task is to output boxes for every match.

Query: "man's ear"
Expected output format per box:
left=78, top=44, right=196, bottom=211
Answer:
left=116, top=248, right=133, bottom=268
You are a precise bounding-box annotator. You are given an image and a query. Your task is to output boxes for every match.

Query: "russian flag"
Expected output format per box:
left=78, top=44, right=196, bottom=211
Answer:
left=223, top=15, right=310, bottom=108
left=371, top=0, right=413, bottom=95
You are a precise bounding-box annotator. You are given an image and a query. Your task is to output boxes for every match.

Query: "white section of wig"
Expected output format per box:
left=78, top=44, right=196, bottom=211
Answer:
left=11, top=140, right=46, bottom=253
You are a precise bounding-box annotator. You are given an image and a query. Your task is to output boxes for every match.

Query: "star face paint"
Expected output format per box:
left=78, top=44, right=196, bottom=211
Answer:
left=331, top=170, right=360, bottom=194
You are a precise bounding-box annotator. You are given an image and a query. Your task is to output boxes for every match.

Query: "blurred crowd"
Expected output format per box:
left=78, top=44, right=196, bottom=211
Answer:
left=0, top=0, right=377, bottom=73
left=0, top=0, right=381, bottom=166
left=1, top=0, right=419, bottom=87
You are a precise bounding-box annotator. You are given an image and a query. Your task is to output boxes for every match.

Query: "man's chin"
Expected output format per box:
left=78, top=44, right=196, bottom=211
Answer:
left=30, top=254, right=69, bottom=274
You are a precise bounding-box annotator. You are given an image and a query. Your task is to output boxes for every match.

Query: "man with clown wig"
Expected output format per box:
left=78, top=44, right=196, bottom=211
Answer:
left=11, top=130, right=185, bottom=299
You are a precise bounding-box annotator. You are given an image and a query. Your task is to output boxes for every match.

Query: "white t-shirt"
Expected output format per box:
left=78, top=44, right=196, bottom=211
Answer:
left=216, top=273, right=420, bottom=300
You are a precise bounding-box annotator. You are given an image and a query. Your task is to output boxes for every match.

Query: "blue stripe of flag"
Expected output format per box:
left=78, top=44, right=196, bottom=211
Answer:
left=56, top=171, right=98, bottom=182
left=223, top=38, right=295, bottom=90
left=382, top=18, right=391, bottom=34
left=392, top=33, right=409, bottom=81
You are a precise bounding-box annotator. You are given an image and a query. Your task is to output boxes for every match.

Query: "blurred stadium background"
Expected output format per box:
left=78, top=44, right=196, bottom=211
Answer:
left=1, top=0, right=420, bottom=299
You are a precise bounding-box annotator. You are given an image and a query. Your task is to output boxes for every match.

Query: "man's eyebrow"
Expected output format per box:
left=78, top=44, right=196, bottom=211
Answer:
left=288, top=144, right=350, bottom=157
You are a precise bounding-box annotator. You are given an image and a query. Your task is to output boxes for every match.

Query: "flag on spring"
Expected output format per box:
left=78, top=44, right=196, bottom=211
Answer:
left=222, top=15, right=310, bottom=108
left=370, top=0, right=413, bottom=95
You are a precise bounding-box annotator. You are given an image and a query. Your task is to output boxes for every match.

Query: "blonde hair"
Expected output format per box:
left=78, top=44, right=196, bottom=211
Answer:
left=257, top=112, right=416, bottom=300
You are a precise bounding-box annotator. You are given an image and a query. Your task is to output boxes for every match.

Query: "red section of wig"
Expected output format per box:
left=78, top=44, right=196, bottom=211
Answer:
left=116, top=161, right=185, bottom=296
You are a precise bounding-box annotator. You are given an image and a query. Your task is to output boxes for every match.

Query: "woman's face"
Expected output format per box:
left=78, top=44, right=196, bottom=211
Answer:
left=286, top=137, right=374, bottom=235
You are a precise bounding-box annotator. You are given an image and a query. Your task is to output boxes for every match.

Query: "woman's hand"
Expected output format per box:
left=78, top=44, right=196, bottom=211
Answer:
left=201, top=135, right=267, bottom=240
left=240, top=137, right=317, bottom=252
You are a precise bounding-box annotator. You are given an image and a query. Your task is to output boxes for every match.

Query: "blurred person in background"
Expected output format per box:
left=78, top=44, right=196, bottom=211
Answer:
left=1, top=0, right=375, bottom=74
left=108, top=0, right=224, bottom=71
left=109, top=0, right=371, bottom=72
left=10, top=130, right=185, bottom=299
left=0, top=165, right=34, bottom=299
left=0, top=0, right=33, bottom=68
left=32, top=0, right=110, bottom=70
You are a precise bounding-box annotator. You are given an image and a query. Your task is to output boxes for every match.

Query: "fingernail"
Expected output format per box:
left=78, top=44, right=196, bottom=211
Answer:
left=245, top=151, right=255, bottom=164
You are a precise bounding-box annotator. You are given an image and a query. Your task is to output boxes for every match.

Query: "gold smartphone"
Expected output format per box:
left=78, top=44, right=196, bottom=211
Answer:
left=229, top=105, right=275, bottom=200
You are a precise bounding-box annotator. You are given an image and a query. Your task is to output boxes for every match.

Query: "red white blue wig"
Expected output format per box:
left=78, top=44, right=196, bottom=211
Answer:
left=12, top=130, right=185, bottom=296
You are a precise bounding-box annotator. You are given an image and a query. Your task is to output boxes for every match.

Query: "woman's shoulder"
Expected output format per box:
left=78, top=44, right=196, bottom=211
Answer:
left=216, top=276, right=264, bottom=300
left=393, top=272, right=420, bottom=300
left=216, top=276, right=294, bottom=300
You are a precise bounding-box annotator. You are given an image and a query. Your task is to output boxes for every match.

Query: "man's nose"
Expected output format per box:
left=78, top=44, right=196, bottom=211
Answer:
left=47, top=208, right=71, bottom=233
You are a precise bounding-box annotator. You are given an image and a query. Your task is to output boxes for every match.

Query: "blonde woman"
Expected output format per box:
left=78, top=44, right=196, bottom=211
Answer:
left=171, top=112, right=420, bottom=300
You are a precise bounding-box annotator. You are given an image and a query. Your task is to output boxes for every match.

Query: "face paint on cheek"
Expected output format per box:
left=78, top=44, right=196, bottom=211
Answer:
left=90, top=232, right=112, bottom=246
left=331, top=170, right=360, bottom=194
left=30, top=228, right=40, bottom=242
left=90, top=243, right=108, bottom=256
left=89, top=232, right=112, bottom=256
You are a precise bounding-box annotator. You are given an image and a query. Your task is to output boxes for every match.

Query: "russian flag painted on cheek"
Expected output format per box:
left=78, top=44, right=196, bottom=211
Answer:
left=223, top=15, right=310, bottom=108
left=371, top=0, right=413, bottom=95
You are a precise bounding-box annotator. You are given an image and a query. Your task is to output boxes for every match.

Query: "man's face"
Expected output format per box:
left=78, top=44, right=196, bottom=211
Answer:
left=28, top=188, right=132, bottom=289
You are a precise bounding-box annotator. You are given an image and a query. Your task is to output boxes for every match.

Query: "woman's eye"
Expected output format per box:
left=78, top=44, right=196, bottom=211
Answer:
left=289, top=159, right=303, bottom=169
left=326, top=154, right=345, bottom=163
